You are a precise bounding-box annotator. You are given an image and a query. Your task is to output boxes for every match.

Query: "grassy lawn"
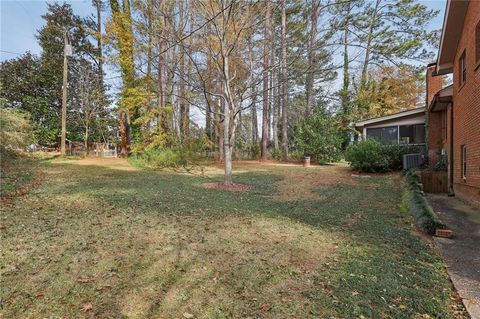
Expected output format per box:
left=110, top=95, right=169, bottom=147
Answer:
left=0, top=151, right=46, bottom=200
left=0, top=157, right=466, bottom=318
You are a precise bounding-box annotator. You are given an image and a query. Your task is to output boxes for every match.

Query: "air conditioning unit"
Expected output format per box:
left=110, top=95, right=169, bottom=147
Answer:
left=403, top=153, right=424, bottom=170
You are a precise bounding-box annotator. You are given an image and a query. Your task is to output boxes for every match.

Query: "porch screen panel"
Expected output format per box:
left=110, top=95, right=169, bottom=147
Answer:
left=382, top=126, right=398, bottom=143
left=366, top=128, right=382, bottom=140
left=400, top=124, right=425, bottom=144
left=366, top=126, right=398, bottom=143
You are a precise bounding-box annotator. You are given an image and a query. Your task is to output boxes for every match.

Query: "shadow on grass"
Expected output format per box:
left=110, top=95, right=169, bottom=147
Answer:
left=0, top=160, right=465, bottom=318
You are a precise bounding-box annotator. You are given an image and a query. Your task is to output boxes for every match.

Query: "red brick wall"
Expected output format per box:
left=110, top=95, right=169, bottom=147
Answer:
left=426, top=65, right=445, bottom=166
left=452, top=0, right=480, bottom=206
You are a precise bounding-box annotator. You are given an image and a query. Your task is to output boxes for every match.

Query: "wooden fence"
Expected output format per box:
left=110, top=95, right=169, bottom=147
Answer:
left=417, top=171, right=448, bottom=193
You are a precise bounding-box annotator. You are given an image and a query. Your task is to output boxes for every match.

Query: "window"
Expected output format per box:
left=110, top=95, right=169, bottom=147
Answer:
left=460, top=50, right=467, bottom=85
left=441, top=111, right=447, bottom=141
left=366, top=126, right=398, bottom=144
left=476, top=21, right=480, bottom=65
left=399, top=124, right=425, bottom=144
left=461, top=145, right=467, bottom=180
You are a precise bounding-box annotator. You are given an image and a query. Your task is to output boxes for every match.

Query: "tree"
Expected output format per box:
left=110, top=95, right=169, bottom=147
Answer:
left=354, top=0, right=439, bottom=90
left=0, top=3, right=102, bottom=146
left=71, top=62, right=105, bottom=148
left=294, top=110, right=343, bottom=163
left=0, top=54, right=58, bottom=144
left=280, top=0, right=288, bottom=161
left=261, top=0, right=272, bottom=161
left=355, top=65, right=424, bottom=118
left=0, top=101, right=33, bottom=152
left=107, top=0, right=136, bottom=155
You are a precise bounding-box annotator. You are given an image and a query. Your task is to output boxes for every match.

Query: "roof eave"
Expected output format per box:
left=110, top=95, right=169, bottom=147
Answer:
left=436, top=0, right=469, bottom=74
left=355, top=108, right=425, bottom=127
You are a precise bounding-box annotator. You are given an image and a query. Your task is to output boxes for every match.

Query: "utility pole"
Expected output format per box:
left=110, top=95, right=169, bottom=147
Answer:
left=61, top=31, right=71, bottom=155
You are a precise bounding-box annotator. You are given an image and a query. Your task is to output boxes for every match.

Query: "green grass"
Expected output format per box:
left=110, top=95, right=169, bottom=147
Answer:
left=0, top=158, right=466, bottom=318
left=0, top=151, right=46, bottom=199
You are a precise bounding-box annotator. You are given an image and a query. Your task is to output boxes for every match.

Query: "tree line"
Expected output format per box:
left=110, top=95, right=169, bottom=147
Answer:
left=0, top=0, right=438, bottom=184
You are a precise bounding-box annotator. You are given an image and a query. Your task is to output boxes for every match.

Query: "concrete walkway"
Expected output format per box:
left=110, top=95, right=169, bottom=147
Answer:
left=427, top=194, right=480, bottom=319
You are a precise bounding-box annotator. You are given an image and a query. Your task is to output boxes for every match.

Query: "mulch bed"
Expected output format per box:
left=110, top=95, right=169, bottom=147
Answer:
left=203, top=182, right=250, bottom=192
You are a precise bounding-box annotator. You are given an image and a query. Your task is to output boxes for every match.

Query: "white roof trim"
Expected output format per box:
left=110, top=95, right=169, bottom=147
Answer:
left=436, top=0, right=452, bottom=74
left=436, top=0, right=469, bottom=75
left=355, top=108, right=425, bottom=127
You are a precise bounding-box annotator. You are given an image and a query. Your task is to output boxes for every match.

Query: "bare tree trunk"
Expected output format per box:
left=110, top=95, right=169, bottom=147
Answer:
left=216, top=97, right=224, bottom=161
left=178, top=0, right=187, bottom=142
left=145, top=0, right=153, bottom=132
left=119, top=111, right=127, bottom=156
left=222, top=53, right=237, bottom=185
left=268, top=13, right=277, bottom=145
left=305, top=0, right=319, bottom=116
left=84, top=122, right=89, bottom=149
left=157, top=0, right=167, bottom=134
left=272, top=46, right=279, bottom=150
left=223, top=101, right=232, bottom=185
left=251, top=85, right=258, bottom=143
left=261, top=0, right=271, bottom=160
left=94, top=0, right=104, bottom=104
left=184, top=4, right=193, bottom=142
left=248, top=36, right=258, bottom=143
left=280, top=0, right=288, bottom=161
left=341, top=1, right=351, bottom=121
left=360, top=0, right=381, bottom=90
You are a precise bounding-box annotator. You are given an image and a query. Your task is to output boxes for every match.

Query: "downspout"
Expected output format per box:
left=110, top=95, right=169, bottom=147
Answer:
left=448, top=103, right=455, bottom=196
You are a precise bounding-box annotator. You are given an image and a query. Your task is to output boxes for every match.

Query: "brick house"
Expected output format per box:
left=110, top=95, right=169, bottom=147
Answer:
left=427, top=0, right=480, bottom=206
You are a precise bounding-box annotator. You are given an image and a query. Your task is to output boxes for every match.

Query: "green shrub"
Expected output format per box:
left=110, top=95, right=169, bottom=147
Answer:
left=294, top=112, right=343, bottom=163
left=345, top=139, right=390, bottom=172
left=130, top=148, right=187, bottom=169
left=403, top=170, right=445, bottom=234
left=346, top=139, right=423, bottom=172
left=0, top=104, right=33, bottom=151
left=288, top=149, right=305, bottom=161
left=271, top=148, right=281, bottom=161
left=235, top=141, right=260, bottom=160
left=383, top=144, right=423, bottom=170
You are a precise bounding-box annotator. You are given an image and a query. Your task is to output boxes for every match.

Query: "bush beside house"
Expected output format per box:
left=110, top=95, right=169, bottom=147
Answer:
left=345, top=139, right=423, bottom=172
left=402, top=170, right=445, bottom=234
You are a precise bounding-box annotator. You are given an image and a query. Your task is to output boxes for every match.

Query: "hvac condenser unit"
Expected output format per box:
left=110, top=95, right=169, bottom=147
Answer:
left=402, top=153, right=424, bottom=170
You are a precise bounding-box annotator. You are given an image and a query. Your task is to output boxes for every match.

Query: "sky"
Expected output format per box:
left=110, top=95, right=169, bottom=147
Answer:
left=1, top=0, right=448, bottom=114
left=0, top=0, right=447, bottom=60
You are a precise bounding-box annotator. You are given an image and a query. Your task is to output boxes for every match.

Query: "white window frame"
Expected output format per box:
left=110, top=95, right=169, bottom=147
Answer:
left=460, top=50, right=467, bottom=85
left=461, top=145, right=467, bottom=180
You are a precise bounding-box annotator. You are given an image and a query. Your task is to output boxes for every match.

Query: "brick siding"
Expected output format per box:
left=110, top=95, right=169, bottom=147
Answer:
left=426, top=65, right=445, bottom=166
left=452, top=1, right=480, bottom=206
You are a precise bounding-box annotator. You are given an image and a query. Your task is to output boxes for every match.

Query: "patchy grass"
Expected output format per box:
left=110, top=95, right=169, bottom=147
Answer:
left=0, top=158, right=467, bottom=318
left=0, top=151, right=46, bottom=200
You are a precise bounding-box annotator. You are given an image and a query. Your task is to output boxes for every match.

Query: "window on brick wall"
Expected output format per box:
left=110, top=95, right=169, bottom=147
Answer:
left=460, top=50, right=467, bottom=85
left=476, top=21, right=480, bottom=65
left=461, top=145, right=467, bottom=180
left=442, top=111, right=447, bottom=141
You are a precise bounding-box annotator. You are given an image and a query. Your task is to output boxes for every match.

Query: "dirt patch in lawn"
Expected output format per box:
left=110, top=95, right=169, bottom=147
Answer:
left=55, top=157, right=138, bottom=171
left=272, top=166, right=357, bottom=201
left=203, top=182, right=251, bottom=192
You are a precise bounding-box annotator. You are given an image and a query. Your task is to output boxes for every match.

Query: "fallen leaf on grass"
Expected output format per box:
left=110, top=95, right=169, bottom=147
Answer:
left=77, top=276, right=95, bottom=283
left=260, top=303, right=271, bottom=311
left=81, top=303, right=93, bottom=312
left=183, top=312, right=194, bottom=318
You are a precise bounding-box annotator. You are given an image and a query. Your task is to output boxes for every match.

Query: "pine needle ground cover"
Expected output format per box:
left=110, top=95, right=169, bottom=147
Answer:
left=0, top=158, right=466, bottom=318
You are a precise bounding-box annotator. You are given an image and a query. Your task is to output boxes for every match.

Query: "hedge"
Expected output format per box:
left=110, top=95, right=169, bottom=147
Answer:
left=402, top=170, right=446, bottom=234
